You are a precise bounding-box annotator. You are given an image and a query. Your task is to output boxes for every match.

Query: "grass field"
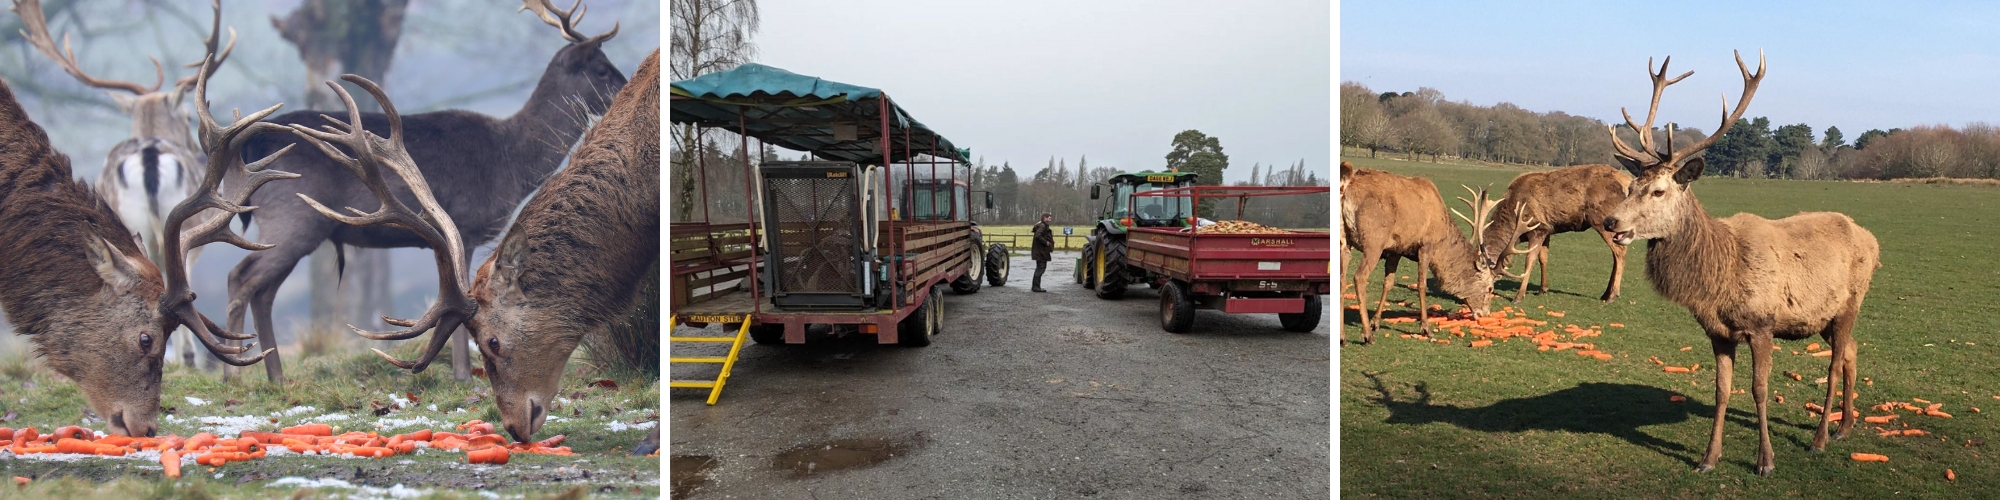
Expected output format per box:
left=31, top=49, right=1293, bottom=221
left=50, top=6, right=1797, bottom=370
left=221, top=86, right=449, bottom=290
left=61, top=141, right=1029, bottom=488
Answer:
left=1340, top=154, right=2000, bottom=498
left=0, top=343, right=660, bottom=498
left=980, top=224, right=1092, bottom=251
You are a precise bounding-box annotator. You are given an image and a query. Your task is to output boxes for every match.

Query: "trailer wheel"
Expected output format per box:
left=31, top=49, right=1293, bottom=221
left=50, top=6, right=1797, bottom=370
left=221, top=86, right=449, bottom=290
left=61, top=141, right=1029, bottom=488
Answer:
left=1160, top=280, right=1196, bottom=333
left=898, top=287, right=937, bottom=347
left=1094, top=236, right=1128, bottom=300
left=951, top=247, right=983, bottom=294
left=984, top=243, right=1010, bottom=286
left=749, top=323, right=786, bottom=345
left=1279, top=295, right=1324, bottom=333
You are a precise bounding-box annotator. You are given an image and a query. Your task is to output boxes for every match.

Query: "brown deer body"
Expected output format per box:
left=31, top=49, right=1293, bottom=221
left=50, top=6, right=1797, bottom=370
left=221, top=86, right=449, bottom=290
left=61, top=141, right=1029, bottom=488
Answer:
left=0, top=41, right=293, bottom=437
left=1340, top=166, right=1506, bottom=344
left=1480, top=164, right=1633, bottom=303
left=294, top=48, right=660, bottom=452
left=222, top=0, right=627, bottom=383
left=1598, top=51, right=1880, bottom=475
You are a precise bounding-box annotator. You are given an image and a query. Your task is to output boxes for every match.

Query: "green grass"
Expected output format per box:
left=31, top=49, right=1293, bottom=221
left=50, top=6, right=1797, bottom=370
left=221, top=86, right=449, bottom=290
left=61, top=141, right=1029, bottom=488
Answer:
left=1340, top=154, right=2000, bottom=498
left=0, top=343, right=660, bottom=498
left=981, top=224, right=1091, bottom=250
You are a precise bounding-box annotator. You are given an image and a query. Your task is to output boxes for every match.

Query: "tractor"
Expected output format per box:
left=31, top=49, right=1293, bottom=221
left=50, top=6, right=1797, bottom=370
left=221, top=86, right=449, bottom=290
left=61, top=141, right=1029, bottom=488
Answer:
left=1075, top=171, right=1199, bottom=298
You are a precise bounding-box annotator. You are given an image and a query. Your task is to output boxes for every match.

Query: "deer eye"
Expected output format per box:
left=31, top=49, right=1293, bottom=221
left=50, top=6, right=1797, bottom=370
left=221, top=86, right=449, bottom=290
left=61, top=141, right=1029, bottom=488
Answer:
left=486, top=337, right=501, bottom=354
left=139, top=333, right=153, bottom=352
left=1651, top=189, right=1666, bottom=198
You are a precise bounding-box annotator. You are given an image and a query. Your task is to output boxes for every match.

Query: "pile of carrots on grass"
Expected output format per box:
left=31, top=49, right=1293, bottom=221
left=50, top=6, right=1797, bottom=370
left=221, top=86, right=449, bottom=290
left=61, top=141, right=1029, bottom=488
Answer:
left=0, top=419, right=573, bottom=479
left=1343, top=302, right=1625, bottom=357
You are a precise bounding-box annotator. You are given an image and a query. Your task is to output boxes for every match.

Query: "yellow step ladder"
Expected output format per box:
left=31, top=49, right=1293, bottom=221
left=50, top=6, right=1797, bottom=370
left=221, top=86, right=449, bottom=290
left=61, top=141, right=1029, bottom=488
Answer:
left=668, top=314, right=752, bottom=405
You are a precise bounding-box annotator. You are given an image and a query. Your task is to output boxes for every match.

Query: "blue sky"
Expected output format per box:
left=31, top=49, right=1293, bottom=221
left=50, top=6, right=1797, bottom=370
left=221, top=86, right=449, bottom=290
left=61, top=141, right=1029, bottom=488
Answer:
left=1341, top=1, right=2000, bottom=140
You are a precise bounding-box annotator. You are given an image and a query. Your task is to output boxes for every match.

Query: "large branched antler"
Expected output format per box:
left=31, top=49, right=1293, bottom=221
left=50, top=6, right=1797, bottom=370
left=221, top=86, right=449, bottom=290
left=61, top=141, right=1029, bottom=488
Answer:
left=12, top=0, right=163, bottom=95
left=157, top=51, right=301, bottom=366
left=290, top=76, right=475, bottom=373
left=520, top=0, right=617, bottom=44
left=1449, top=185, right=1505, bottom=249
left=172, top=0, right=236, bottom=94
left=1607, top=50, right=1767, bottom=168
left=1494, top=201, right=1544, bottom=279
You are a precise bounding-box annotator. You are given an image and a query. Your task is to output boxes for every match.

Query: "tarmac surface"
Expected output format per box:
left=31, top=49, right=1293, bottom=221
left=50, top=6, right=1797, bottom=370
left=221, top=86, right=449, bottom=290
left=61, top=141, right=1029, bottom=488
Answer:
left=670, top=251, right=1330, bottom=499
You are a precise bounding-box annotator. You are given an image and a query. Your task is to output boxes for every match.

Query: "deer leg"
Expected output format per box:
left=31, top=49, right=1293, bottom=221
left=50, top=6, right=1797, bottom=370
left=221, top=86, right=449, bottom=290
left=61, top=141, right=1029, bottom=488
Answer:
left=1416, top=253, right=1431, bottom=336
left=1599, top=228, right=1626, bottom=303
left=1511, top=246, right=1534, bottom=303
left=1535, top=240, right=1549, bottom=293
left=1351, top=248, right=1382, bottom=344
left=1750, top=332, right=1775, bottom=476
left=1697, top=335, right=1738, bottom=473
left=1834, top=307, right=1862, bottom=440
left=252, top=282, right=285, bottom=384
left=1812, top=328, right=1845, bottom=450
left=1374, top=257, right=1399, bottom=330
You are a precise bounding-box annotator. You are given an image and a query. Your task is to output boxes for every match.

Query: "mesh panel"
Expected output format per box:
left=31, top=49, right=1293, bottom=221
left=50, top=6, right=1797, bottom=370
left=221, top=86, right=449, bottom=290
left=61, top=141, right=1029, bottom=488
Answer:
left=768, top=177, right=858, bottom=294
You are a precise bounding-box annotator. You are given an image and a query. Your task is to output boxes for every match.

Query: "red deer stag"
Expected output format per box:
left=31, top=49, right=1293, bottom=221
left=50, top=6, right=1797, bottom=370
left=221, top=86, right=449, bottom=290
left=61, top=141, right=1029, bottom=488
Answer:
left=1599, top=51, right=1879, bottom=475
left=0, top=51, right=294, bottom=437
left=225, top=0, right=628, bottom=383
left=1480, top=165, right=1634, bottom=303
left=1340, top=166, right=1516, bottom=344
left=13, top=0, right=237, bottom=369
left=296, top=50, right=660, bottom=453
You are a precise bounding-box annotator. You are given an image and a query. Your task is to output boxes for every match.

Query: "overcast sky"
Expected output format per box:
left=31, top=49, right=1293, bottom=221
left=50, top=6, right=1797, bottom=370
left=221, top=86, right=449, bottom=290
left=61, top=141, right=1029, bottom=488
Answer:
left=753, top=0, right=1331, bottom=183
left=1342, top=1, right=2000, bottom=141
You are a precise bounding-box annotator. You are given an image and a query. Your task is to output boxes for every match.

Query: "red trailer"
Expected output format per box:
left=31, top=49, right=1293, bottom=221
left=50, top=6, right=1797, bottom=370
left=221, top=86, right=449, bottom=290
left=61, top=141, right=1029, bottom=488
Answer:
left=1123, top=185, right=1332, bottom=332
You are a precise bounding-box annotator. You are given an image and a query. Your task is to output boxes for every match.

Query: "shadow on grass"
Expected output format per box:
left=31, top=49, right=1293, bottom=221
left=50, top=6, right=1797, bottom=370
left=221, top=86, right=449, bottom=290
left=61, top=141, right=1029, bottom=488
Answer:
left=1362, top=373, right=1703, bottom=466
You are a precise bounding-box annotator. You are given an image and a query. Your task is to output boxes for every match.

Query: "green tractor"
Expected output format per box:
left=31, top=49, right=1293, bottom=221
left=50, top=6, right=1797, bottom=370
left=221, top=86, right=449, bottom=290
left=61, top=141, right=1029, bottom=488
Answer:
left=1075, top=171, right=1199, bottom=299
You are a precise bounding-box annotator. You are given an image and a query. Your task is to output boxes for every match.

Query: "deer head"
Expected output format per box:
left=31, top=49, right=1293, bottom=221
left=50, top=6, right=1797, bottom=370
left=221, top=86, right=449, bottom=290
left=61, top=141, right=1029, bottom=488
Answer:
left=520, top=0, right=627, bottom=117
left=13, top=0, right=236, bottom=151
left=1602, top=51, right=1766, bottom=246
left=1448, top=185, right=1508, bottom=313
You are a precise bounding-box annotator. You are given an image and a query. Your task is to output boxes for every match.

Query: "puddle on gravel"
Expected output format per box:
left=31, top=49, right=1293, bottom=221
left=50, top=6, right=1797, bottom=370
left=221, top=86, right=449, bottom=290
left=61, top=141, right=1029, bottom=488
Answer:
left=773, top=435, right=923, bottom=478
left=671, top=455, right=720, bottom=498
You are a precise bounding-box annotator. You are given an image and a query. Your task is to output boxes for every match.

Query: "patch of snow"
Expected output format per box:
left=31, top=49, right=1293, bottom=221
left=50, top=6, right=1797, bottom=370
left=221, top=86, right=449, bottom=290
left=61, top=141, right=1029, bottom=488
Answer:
left=426, top=404, right=437, bottom=412
left=184, top=396, right=209, bottom=406
left=270, top=477, right=430, bottom=499
left=193, top=415, right=273, bottom=437
left=604, top=420, right=656, bottom=432
left=372, top=415, right=446, bottom=432
left=280, top=406, right=320, bottom=417
left=313, top=413, right=353, bottom=422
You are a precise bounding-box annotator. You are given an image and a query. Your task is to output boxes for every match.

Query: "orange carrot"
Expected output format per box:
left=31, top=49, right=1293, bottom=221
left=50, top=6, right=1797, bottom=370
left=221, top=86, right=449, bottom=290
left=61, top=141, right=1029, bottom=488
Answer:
left=1470, top=339, right=1493, bottom=348
left=1865, top=415, right=1897, bottom=424
left=1546, top=311, right=1566, bottom=318
left=344, top=447, right=395, bottom=458
left=97, top=435, right=133, bottom=447
left=0, top=428, right=12, bottom=441
left=1664, top=366, right=1691, bottom=373
left=1948, top=469, right=1957, bottom=481
left=1608, top=323, right=1625, bottom=328
left=281, top=424, right=332, bottom=437
left=50, top=426, right=90, bottom=442
left=394, top=429, right=433, bottom=442
left=466, top=446, right=510, bottom=465
left=1926, top=410, right=1954, bottom=418
left=391, top=441, right=417, bottom=455
left=12, top=477, right=25, bottom=486
left=16, top=427, right=37, bottom=443
left=1679, top=346, right=1692, bottom=351
left=1592, top=353, right=1613, bottom=360
left=1669, top=395, right=1688, bottom=402
left=184, top=433, right=217, bottom=451
left=1811, top=350, right=1833, bottom=358
left=160, top=449, right=182, bottom=478
left=1806, top=342, right=1821, bottom=352
left=1913, top=398, right=1932, bottom=404
left=467, top=434, right=506, bottom=447
left=1850, top=453, right=1889, bottom=462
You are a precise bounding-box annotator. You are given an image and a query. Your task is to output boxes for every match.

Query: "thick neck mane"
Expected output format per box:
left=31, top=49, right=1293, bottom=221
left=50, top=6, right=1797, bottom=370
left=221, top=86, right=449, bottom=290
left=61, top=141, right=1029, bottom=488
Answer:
left=1426, top=227, right=1485, bottom=300
left=1644, top=193, right=1743, bottom=310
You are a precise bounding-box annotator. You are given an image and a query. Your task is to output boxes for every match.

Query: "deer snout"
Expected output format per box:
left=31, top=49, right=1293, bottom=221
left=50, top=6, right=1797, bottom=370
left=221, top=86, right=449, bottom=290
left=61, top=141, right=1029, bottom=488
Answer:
left=504, top=399, right=546, bottom=444
left=1602, top=216, right=1620, bottom=231
left=109, top=411, right=156, bottom=438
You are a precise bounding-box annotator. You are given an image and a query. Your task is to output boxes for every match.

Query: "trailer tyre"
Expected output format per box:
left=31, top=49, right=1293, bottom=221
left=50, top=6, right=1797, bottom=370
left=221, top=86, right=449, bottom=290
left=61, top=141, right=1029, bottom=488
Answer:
left=749, top=323, right=786, bottom=345
left=1279, top=295, right=1324, bottom=333
left=984, top=243, right=1010, bottom=286
left=1094, top=236, right=1129, bottom=300
left=951, top=247, right=983, bottom=294
left=898, top=287, right=938, bottom=347
left=1160, top=280, right=1196, bottom=333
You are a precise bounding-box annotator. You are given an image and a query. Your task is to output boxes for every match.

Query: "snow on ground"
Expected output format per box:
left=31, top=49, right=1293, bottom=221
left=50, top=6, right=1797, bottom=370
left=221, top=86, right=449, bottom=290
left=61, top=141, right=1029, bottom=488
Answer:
left=604, top=420, right=656, bottom=432
left=268, top=477, right=434, bottom=500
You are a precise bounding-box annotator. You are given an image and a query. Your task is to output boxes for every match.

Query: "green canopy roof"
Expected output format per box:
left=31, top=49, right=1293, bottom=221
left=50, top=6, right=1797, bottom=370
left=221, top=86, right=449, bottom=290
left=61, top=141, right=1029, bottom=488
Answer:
left=670, top=63, right=967, bottom=164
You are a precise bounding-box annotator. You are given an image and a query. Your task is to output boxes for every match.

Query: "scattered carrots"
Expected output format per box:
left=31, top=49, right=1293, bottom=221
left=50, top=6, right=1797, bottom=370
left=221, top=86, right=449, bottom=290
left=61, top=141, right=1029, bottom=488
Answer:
left=467, top=446, right=510, bottom=465
left=1546, top=311, right=1566, bottom=318
left=1608, top=323, right=1625, bottom=328
left=160, top=449, right=182, bottom=479
left=1469, top=340, right=1493, bottom=348
left=1851, top=453, right=1890, bottom=463
left=1865, top=415, right=1898, bottom=424
left=1948, top=469, right=1957, bottom=481
left=1811, top=350, right=1833, bottom=358
left=1669, top=395, right=1687, bottom=402
left=1806, top=342, right=1822, bottom=352
left=1680, top=346, right=1693, bottom=351
left=0, top=419, right=580, bottom=467
left=281, top=424, right=333, bottom=437
left=1664, top=366, right=1692, bottom=373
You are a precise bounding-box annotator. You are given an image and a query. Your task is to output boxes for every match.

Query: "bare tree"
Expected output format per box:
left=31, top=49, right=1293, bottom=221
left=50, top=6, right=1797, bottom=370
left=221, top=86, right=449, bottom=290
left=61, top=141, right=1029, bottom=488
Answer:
left=1339, top=82, right=1388, bottom=157
left=669, top=0, right=759, bottom=222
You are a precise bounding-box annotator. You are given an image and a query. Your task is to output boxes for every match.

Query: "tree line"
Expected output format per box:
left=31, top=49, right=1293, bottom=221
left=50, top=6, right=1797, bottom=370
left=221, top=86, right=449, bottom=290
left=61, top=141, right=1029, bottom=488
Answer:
left=1341, top=81, right=2000, bottom=180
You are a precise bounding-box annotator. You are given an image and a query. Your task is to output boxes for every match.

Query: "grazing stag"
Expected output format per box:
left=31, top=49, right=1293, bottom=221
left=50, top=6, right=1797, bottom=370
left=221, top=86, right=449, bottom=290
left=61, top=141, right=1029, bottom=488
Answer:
left=299, top=50, right=660, bottom=452
left=226, top=0, right=627, bottom=382
left=0, top=51, right=294, bottom=437
left=13, top=0, right=237, bottom=368
left=1480, top=165, right=1634, bottom=303
left=1340, top=166, right=1514, bottom=344
left=1599, top=51, right=1879, bottom=475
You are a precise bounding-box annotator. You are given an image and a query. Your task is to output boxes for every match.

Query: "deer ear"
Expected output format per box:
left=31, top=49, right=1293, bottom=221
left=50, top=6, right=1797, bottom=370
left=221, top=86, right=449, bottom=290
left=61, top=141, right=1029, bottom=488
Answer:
left=495, top=231, right=529, bottom=285
left=1614, top=155, right=1646, bottom=177
left=85, top=234, right=146, bottom=292
left=1673, top=157, right=1706, bottom=185
left=109, top=93, right=137, bottom=113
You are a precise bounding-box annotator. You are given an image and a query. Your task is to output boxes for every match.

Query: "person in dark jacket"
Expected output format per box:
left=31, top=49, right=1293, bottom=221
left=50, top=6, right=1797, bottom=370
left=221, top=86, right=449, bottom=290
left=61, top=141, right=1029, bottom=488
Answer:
left=1031, top=212, right=1054, bottom=292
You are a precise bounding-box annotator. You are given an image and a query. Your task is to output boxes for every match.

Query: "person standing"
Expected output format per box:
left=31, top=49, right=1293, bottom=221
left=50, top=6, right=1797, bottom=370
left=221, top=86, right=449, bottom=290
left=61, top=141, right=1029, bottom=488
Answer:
left=1031, top=212, right=1054, bottom=292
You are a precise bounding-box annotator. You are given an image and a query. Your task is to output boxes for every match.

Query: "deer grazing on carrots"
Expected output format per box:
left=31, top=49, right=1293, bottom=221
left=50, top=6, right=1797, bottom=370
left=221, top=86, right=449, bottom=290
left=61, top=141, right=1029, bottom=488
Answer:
left=297, top=50, right=661, bottom=453
left=1480, top=165, right=1634, bottom=303
left=12, top=0, right=237, bottom=369
left=1340, top=166, right=1521, bottom=344
left=0, top=48, right=295, bottom=437
left=1598, top=51, right=1879, bottom=475
left=223, top=0, right=628, bottom=383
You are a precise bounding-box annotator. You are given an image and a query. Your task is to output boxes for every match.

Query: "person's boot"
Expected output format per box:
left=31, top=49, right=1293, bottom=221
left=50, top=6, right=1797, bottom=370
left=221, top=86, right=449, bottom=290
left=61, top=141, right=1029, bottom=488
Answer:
left=1032, top=274, right=1046, bottom=292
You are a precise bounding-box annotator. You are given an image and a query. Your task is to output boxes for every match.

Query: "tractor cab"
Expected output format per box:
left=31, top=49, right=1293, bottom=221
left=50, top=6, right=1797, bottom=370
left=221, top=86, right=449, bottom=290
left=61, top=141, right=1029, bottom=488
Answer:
left=1092, top=171, right=1199, bottom=228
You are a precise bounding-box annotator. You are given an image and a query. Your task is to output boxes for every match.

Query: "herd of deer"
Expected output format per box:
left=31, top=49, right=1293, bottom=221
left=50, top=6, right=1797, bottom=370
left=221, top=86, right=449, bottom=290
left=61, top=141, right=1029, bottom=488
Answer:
left=0, top=0, right=661, bottom=454
left=1341, top=51, right=1882, bottom=475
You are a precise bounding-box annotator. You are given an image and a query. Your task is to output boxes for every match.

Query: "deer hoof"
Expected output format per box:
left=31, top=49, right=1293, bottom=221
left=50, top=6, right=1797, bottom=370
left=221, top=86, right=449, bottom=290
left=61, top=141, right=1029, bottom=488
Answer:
left=1755, top=465, right=1774, bottom=476
left=1693, top=463, right=1714, bottom=473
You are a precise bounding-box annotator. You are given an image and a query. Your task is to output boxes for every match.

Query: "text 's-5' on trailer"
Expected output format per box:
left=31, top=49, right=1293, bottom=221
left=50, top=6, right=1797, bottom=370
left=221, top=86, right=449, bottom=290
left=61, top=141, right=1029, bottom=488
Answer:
left=1078, top=177, right=1332, bottom=333
left=668, top=63, right=1008, bottom=349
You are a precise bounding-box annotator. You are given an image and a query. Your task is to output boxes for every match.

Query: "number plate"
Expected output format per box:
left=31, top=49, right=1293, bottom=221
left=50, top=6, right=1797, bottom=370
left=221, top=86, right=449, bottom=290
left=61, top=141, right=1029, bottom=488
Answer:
left=1145, top=174, right=1177, bottom=183
left=1257, top=262, right=1281, bottom=271
left=685, top=314, right=744, bottom=324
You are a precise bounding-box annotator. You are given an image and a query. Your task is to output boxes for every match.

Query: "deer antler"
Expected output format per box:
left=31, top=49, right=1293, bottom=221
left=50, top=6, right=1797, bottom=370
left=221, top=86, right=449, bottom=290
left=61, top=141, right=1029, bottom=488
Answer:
left=1450, top=185, right=1504, bottom=248
left=12, top=0, right=163, bottom=95
left=172, top=0, right=236, bottom=94
left=1607, top=51, right=1766, bottom=168
left=157, top=48, right=301, bottom=366
left=520, top=0, right=617, bottom=44
left=1495, top=202, right=1544, bottom=279
left=290, top=75, right=476, bottom=373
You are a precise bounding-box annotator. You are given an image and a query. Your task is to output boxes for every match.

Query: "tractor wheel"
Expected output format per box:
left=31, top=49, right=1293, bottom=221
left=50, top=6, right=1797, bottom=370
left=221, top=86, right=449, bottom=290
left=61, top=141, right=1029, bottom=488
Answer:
left=1160, top=280, right=1197, bottom=333
left=951, top=246, right=983, bottom=294
left=1076, top=240, right=1095, bottom=286
left=1279, top=295, right=1324, bottom=333
left=1093, top=236, right=1129, bottom=300
left=984, top=243, right=1010, bottom=286
left=898, top=287, right=937, bottom=347
left=749, top=323, right=786, bottom=345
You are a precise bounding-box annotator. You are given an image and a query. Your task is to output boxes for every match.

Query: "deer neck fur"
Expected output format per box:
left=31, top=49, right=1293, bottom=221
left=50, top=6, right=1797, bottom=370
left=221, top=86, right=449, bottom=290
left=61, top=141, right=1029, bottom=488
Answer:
left=1643, top=193, right=1742, bottom=311
left=1426, top=230, right=1486, bottom=301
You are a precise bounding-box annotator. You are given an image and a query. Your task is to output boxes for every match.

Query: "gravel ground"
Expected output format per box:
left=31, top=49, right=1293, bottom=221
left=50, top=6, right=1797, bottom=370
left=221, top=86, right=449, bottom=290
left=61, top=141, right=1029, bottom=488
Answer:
left=671, top=251, right=1330, bottom=499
